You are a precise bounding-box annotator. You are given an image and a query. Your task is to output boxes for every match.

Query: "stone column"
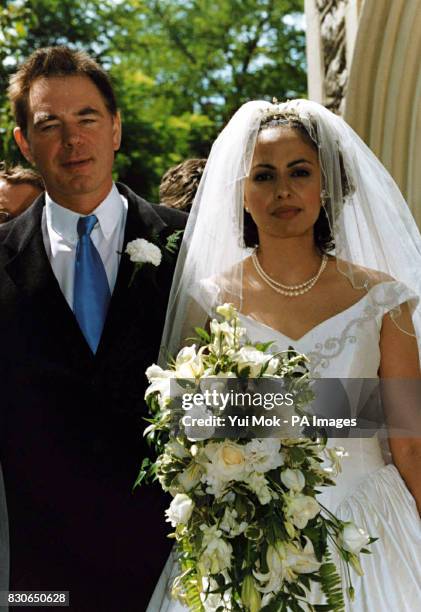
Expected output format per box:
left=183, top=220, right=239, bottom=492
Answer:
left=345, top=0, right=421, bottom=225
left=306, top=0, right=421, bottom=225
left=305, top=0, right=362, bottom=113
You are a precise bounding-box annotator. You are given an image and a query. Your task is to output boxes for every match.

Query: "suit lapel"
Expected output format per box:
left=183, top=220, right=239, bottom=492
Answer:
left=95, top=184, right=168, bottom=358
left=4, top=196, right=55, bottom=298
left=2, top=186, right=169, bottom=363
left=3, top=195, right=94, bottom=362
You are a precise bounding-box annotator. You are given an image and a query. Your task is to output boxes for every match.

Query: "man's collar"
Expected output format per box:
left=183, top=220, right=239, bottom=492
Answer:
left=0, top=182, right=169, bottom=256
left=45, top=183, right=126, bottom=245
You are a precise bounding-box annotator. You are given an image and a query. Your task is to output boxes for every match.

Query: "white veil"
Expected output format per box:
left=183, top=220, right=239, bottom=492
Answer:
left=160, top=99, right=421, bottom=361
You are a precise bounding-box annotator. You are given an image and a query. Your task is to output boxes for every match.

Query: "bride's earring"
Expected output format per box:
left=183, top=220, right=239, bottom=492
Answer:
left=320, top=189, right=329, bottom=206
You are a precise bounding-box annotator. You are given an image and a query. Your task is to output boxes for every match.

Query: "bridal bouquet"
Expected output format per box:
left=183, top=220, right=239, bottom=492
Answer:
left=138, top=304, right=375, bottom=612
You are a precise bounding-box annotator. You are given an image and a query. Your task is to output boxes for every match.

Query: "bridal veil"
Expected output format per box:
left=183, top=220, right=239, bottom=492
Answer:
left=160, top=99, right=421, bottom=360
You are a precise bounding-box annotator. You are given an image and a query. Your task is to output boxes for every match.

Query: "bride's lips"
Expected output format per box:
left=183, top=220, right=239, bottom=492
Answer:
left=271, top=206, right=301, bottom=219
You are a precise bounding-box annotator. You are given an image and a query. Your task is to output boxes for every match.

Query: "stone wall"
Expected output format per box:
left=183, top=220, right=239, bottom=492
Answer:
left=316, top=0, right=347, bottom=113
left=305, top=0, right=360, bottom=113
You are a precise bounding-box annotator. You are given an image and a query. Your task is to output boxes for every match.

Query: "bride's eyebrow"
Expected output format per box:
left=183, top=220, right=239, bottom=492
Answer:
left=252, top=159, right=313, bottom=170
left=252, top=163, right=275, bottom=170
left=287, top=158, right=313, bottom=167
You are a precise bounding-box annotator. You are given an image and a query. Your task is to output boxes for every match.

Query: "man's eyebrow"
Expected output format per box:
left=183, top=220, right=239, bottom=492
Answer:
left=33, top=107, right=102, bottom=126
left=77, top=107, right=102, bottom=117
left=33, top=113, right=58, bottom=127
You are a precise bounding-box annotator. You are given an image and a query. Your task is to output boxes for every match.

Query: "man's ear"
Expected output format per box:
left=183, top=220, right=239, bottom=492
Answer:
left=14, top=127, right=34, bottom=165
left=112, top=111, right=122, bottom=152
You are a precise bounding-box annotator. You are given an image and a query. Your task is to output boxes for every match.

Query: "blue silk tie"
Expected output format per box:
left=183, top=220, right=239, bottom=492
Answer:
left=73, top=215, right=111, bottom=353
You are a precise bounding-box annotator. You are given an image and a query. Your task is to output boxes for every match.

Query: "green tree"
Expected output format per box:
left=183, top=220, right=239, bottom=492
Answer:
left=110, top=0, right=306, bottom=120
left=0, top=0, right=306, bottom=200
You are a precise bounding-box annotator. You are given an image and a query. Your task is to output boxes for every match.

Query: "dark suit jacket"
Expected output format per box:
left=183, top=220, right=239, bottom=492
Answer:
left=0, top=183, right=187, bottom=611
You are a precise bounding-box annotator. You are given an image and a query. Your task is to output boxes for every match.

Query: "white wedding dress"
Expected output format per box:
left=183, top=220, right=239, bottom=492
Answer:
left=147, top=281, right=421, bottom=612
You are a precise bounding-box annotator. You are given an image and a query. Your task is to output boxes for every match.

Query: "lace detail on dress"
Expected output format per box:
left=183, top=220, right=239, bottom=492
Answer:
left=308, top=302, right=381, bottom=377
left=305, top=282, right=418, bottom=376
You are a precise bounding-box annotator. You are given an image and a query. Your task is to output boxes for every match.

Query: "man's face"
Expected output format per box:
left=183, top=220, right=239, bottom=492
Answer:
left=0, top=179, right=43, bottom=223
left=14, top=75, right=121, bottom=212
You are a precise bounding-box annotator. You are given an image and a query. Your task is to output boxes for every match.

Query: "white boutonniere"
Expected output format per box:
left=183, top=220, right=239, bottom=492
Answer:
left=125, top=230, right=183, bottom=286
left=126, top=238, right=162, bottom=267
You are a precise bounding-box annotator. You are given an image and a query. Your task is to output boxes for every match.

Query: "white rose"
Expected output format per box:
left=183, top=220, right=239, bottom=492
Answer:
left=211, top=441, right=248, bottom=479
left=175, top=345, right=204, bottom=378
left=285, top=494, right=320, bottom=529
left=200, top=441, right=248, bottom=497
left=339, top=522, right=370, bottom=554
left=125, top=238, right=162, bottom=266
left=165, top=493, right=194, bottom=527
left=235, top=346, right=272, bottom=377
left=281, top=468, right=306, bottom=492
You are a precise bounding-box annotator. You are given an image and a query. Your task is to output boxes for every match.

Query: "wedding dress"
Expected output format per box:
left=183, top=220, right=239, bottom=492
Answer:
left=148, top=279, right=421, bottom=612
left=152, top=98, right=421, bottom=611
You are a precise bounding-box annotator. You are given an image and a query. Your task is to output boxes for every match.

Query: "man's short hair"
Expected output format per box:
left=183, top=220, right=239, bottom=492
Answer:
left=8, top=46, right=118, bottom=134
left=0, top=162, right=44, bottom=190
left=159, top=158, right=207, bottom=212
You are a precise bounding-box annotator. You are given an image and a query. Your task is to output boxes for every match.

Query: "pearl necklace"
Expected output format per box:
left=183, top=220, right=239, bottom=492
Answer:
left=252, top=251, right=328, bottom=297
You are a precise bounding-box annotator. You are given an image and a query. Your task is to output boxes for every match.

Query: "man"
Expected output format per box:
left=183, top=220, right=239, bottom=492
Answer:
left=0, top=46, right=186, bottom=611
left=159, top=158, right=207, bottom=212
left=0, top=164, right=43, bottom=223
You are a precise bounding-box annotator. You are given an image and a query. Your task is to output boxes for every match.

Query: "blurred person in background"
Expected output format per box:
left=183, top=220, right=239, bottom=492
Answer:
left=0, top=163, right=43, bottom=223
left=159, top=158, right=206, bottom=212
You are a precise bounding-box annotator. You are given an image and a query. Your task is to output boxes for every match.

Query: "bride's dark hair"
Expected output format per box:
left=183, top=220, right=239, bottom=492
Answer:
left=243, top=110, right=353, bottom=253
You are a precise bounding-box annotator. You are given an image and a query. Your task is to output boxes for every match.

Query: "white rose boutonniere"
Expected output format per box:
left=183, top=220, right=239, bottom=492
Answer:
left=126, top=238, right=162, bottom=267
left=125, top=229, right=183, bottom=286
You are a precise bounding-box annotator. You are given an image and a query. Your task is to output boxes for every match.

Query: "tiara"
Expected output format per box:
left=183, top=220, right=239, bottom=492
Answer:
left=259, top=97, right=296, bottom=122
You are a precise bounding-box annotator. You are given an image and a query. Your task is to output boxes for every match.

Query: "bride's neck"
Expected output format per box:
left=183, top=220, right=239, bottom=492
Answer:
left=256, top=234, right=323, bottom=285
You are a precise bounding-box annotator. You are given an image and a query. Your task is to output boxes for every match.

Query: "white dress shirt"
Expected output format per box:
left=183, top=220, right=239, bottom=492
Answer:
left=42, top=183, right=128, bottom=309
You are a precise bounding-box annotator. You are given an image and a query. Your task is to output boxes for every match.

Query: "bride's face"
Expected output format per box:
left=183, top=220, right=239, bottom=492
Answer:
left=244, top=126, right=321, bottom=241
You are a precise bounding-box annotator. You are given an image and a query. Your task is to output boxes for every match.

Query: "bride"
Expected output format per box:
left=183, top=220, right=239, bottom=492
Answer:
left=149, top=99, right=421, bottom=611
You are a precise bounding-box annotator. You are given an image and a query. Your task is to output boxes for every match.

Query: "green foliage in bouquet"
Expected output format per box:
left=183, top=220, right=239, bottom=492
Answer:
left=137, top=304, right=376, bottom=611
